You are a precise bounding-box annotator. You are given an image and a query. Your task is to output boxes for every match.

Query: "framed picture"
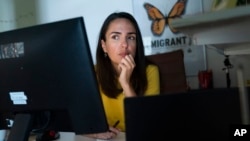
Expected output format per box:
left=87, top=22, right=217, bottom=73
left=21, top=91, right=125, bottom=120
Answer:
left=211, top=0, right=237, bottom=11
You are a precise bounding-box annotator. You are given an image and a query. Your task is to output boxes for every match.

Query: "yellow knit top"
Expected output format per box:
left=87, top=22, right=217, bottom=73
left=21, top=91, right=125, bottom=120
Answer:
left=100, top=64, right=160, bottom=131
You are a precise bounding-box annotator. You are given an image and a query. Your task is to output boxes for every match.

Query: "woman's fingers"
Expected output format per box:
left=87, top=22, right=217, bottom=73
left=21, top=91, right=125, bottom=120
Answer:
left=109, top=126, right=121, bottom=135
left=119, top=54, right=135, bottom=69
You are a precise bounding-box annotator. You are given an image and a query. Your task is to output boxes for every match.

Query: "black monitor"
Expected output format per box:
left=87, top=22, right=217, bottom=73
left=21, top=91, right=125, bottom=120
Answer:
left=125, top=87, right=250, bottom=140
left=0, top=17, right=108, bottom=141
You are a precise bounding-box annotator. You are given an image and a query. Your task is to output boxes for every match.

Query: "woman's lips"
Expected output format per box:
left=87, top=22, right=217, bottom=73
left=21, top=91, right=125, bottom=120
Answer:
left=119, top=52, right=129, bottom=58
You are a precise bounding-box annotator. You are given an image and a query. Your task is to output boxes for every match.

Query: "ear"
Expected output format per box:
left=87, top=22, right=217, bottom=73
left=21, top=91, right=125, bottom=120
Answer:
left=101, top=39, right=107, bottom=53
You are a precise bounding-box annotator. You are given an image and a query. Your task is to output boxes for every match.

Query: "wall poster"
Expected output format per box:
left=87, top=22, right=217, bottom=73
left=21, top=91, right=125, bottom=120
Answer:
left=133, top=0, right=207, bottom=76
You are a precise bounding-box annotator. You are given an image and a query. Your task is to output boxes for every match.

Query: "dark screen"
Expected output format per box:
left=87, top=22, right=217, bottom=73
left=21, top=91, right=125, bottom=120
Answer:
left=0, top=17, right=108, bottom=135
left=125, top=88, right=250, bottom=140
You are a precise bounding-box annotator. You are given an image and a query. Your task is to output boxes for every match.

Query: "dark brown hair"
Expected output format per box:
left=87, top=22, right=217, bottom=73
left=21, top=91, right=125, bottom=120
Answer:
left=96, top=12, right=148, bottom=98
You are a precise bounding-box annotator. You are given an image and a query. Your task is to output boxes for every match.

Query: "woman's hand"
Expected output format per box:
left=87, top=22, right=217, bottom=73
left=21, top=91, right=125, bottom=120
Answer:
left=118, top=54, right=136, bottom=97
left=83, top=126, right=120, bottom=140
left=118, top=54, right=135, bottom=85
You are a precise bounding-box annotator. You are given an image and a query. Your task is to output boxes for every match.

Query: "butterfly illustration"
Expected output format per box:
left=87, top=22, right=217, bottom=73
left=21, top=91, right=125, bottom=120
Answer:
left=144, top=0, right=187, bottom=35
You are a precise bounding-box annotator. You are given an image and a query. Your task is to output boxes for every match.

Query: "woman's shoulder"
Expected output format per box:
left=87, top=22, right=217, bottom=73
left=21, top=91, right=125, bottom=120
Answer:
left=146, top=64, right=159, bottom=74
left=147, top=64, right=158, bottom=70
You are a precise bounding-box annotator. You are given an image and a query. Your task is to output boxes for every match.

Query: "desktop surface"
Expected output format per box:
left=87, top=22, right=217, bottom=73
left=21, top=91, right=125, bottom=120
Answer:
left=29, top=132, right=126, bottom=141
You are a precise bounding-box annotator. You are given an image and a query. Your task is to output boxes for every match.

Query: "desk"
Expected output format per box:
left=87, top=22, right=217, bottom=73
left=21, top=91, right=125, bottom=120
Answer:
left=29, top=132, right=126, bottom=141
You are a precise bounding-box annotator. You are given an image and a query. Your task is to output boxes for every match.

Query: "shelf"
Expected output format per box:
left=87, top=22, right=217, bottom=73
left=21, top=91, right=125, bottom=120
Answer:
left=170, top=5, right=250, bottom=55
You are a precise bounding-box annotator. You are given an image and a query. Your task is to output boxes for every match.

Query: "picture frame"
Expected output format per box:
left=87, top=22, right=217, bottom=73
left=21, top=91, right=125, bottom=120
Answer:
left=211, top=0, right=238, bottom=11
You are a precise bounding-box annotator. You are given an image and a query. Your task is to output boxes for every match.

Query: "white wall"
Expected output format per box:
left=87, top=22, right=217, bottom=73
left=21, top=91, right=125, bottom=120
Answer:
left=0, top=0, right=249, bottom=89
left=0, top=0, right=16, bottom=30
left=34, top=0, right=133, bottom=63
left=0, top=0, right=133, bottom=64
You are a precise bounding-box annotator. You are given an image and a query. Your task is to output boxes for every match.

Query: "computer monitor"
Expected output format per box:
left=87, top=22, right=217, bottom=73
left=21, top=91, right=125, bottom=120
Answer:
left=0, top=17, right=108, bottom=141
left=124, top=87, right=250, bottom=140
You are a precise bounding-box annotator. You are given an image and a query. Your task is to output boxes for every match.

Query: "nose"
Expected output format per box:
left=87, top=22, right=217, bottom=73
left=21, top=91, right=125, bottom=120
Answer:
left=121, top=38, right=128, bottom=48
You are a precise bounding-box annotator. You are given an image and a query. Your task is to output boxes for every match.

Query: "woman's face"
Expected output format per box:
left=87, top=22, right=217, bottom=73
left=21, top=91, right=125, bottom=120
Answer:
left=101, top=18, right=137, bottom=68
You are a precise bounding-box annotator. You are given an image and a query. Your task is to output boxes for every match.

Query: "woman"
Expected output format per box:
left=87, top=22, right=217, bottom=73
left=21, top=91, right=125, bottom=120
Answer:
left=86, top=11, right=160, bottom=140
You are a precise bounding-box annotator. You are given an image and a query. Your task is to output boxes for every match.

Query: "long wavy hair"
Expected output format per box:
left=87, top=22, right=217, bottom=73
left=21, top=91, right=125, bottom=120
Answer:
left=96, top=12, right=148, bottom=98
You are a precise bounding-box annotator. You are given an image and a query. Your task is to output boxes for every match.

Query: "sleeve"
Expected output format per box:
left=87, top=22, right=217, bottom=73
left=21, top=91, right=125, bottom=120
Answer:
left=144, top=64, right=160, bottom=96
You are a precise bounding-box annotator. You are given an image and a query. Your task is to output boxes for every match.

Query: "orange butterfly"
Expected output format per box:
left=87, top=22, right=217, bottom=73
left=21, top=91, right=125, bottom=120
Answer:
left=144, top=0, right=187, bottom=35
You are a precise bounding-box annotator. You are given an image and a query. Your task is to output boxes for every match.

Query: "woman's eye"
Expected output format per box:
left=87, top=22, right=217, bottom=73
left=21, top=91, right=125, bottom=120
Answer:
left=112, top=35, right=119, bottom=40
left=128, top=36, right=136, bottom=40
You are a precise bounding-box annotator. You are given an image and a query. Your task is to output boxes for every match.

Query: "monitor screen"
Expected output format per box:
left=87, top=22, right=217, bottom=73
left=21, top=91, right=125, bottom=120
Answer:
left=0, top=17, right=108, bottom=140
left=125, top=87, right=250, bottom=140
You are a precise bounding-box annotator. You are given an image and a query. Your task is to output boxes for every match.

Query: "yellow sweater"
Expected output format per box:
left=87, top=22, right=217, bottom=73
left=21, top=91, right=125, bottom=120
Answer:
left=100, top=64, right=160, bottom=131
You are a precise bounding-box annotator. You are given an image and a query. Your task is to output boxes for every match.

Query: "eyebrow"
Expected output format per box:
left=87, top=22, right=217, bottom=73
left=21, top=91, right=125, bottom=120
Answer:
left=110, top=31, right=136, bottom=35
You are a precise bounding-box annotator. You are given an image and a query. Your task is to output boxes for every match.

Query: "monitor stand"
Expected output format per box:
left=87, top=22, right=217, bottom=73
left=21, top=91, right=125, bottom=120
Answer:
left=7, top=113, right=34, bottom=141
